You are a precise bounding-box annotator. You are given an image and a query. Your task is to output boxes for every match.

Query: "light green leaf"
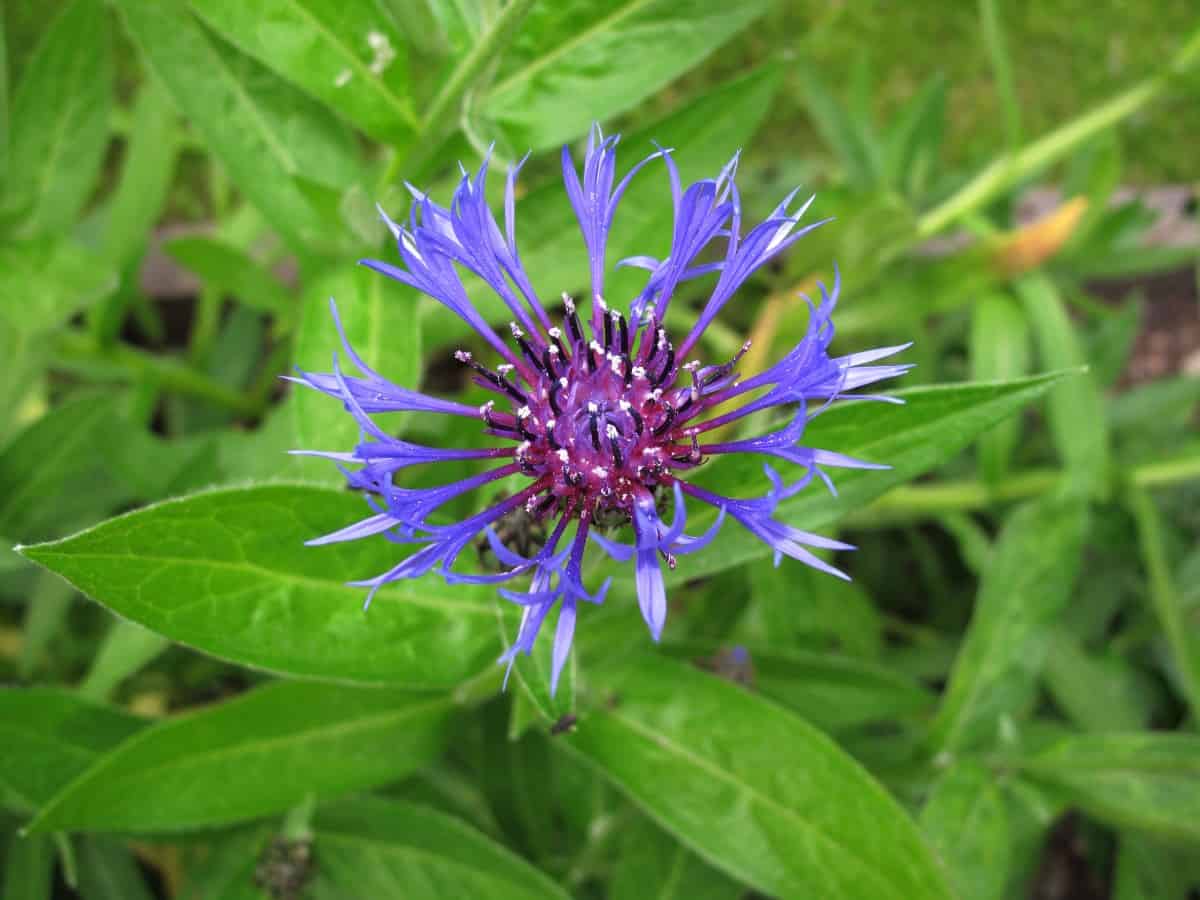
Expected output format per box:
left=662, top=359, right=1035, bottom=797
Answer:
left=794, top=61, right=879, bottom=188
left=480, top=0, right=768, bottom=153
left=164, top=235, right=296, bottom=318
left=20, top=484, right=499, bottom=688
left=1042, top=631, right=1155, bottom=732
left=2, top=831, right=54, bottom=900
left=1021, top=733, right=1200, bottom=842
left=79, top=620, right=170, bottom=702
left=919, top=760, right=1009, bottom=900
left=113, top=0, right=350, bottom=251
left=291, top=264, right=421, bottom=469
left=17, top=572, right=75, bottom=678
left=102, top=79, right=179, bottom=268
left=883, top=74, right=945, bottom=198
left=310, top=795, right=571, bottom=900
left=3, top=0, right=112, bottom=236
left=29, top=681, right=452, bottom=833
left=0, top=5, right=9, bottom=184
left=0, top=688, right=145, bottom=813
left=564, top=654, right=954, bottom=900
left=673, top=373, right=1072, bottom=586
left=970, top=292, right=1029, bottom=485
left=611, top=815, right=742, bottom=900
left=76, top=837, right=155, bottom=900
left=929, top=492, right=1088, bottom=754
left=188, top=0, right=416, bottom=145
left=0, top=239, right=118, bottom=335
left=1017, top=274, right=1109, bottom=498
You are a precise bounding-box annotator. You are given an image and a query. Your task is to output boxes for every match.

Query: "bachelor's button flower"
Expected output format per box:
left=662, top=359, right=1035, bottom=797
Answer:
left=292, top=126, right=910, bottom=694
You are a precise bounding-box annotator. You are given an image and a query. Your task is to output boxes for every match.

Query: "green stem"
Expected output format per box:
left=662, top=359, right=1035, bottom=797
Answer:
left=914, top=25, right=1200, bottom=239
left=54, top=333, right=263, bottom=417
left=378, top=0, right=538, bottom=191
left=845, top=446, right=1200, bottom=526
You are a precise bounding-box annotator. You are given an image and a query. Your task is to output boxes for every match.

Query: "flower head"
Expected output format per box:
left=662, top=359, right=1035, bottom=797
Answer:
left=293, top=126, right=909, bottom=693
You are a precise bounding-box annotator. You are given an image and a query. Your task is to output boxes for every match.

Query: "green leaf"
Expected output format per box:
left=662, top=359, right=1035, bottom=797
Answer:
left=1113, top=832, right=1200, bottom=900
left=79, top=620, right=170, bottom=702
left=970, top=293, right=1029, bottom=485
left=883, top=74, right=945, bottom=198
left=1021, top=733, right=1200, bottom=842
left=20, top=484, right=499, bottom=689
left=749, top=561, right=883, bottom=659
left=101, top=79, right=179, bottom=269
left=291, top=264, right=421, bottom=471
left=164, top=235, right=296, bottom=318
left=2, top=831, right=54, bottom=900
left=0, top=239, right=118, bottom=335
left=929, top=492, right=1088, bottom=754
left=309, top=795, right=571, bottom=900
left=188, top=0, right=416, bottom=145
left=0, top=392, right=131, bottom=543
left=113, top=0, right=351, bottom=251
left=479, top=0, right=768, bottom=153
left=75, top=837, right=155, bottom=900
left=563, top=654, right=954, bottom=900
left=496, top=600, right=575, bottom=726
left=673, top=372, right=1072, bottom=585
left=611, top=815, right=742, bottom=900
left=977, top=0, right=1022, bottom=150
left=29, top=681, right=452, bottom=833
left=1042, top=631, right=1154, bottom=732
left=0, top=5, right=9, bottom=185
left=0, top=688, right=144, bottom=813
left=1017, top=274, right=1109, bottom=498
left=665, top=642, right=932, bottom=733
left=794, top=62, right=880, bottom=188
left=3, top=0, right=112, bottom=236
left=17, top=572, right=75, bottom=678
left=919, top=760, right=1009, bottom=900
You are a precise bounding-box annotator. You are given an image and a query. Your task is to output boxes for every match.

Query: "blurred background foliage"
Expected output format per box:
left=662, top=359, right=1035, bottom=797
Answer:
left=1, top=0, right=1199, bottom=898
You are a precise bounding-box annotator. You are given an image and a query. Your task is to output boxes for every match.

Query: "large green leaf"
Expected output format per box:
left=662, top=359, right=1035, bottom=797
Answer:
left=29, top=681, right=453, bottom=833
left=919, top=760, right=1009, bottom=900
left=164, top=235, right=296, bottom=318
left=929, top=492, right=1088, bottom=753
left=0, top=239, right=118, bottom=335
left=20, top=484, right=499, bottom=688
left=970, top=292, right=1029, bottom=485
left=76, top=837, right=156, bottom=900
left=1021, top=733, right=1200, bottom=842
left=564, top=654, right=954, bottom=900
left=3, top=0, right=112, bottom=236
left=671, top=372, right=1072, bottom=585
left=0, top=688, right=145, bottom=813
left=480, top=0, right=768, bottom=153
left=113, top=0, right=355, bottom=251
left=188, top=0, right=416, bottom=144
left=310, top=795, right=571, bottom=900
left=2, top=831, right=53, bottom=900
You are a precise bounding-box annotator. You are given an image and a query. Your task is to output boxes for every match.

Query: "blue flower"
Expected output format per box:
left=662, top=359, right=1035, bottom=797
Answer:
left=293, top=126, right=909, bottom=693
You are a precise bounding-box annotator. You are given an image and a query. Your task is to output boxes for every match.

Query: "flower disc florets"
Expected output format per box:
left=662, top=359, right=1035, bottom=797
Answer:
left=292, top=126, right=911, bottom=693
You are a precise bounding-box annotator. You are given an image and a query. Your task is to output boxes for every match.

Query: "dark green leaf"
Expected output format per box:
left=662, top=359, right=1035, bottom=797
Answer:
left=75, top=837, right=155, bottom=900
left=188, top=0, right=417, bottom=145
left=102, top=79, right=179, bottom=268
left=564, top=654, right=954, bottom=900
left=30, top=681, right=453, bottom=833
left=884, top=75, right=945, bottom=198
left=113, top=0, right=350, bottom=251
left=673, top=373, right=1071, bottom=585
left=481, top=0, right=768, bottom=153
left=1042, top=631, right=1155, bottom=732
left=2, top=831, right=54, bottom=900
left=164, top=236, right=296, bottom=318
left=0, top=393, right=131, bottom=543
left=1113, top=832, right=1200, bottom=900
left=17, top=572, right=74, bottom=678
left=794, top=62, right=879, bottom=188
left=919, top=760, right=1009, bottom=900
left=0, top=5, right=9, bottom=184
left=3, top=0, right=112, bottom=236
left=970, top=292, right=1029, bottom=485
left=1022, top=733, right=1200, bottom=842
left=929, top=492, right=1088, bottom=753
left=749, top=561, right=883, bottom=659
left=310, top=795, right=571, bottom=900
left=178, top=826, right=272, bottom=900
left=611, top=815, right=742, bottom=900
left=20, top=484, right=499, bottom=688
left=0, top=688, right=145, bottom=813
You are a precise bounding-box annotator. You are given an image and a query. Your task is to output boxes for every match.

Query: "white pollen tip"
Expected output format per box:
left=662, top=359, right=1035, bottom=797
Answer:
left=587, top=401, right=599, bottom=413
left=619, top=400, right=631, bottom=410
left=548, top=327, right=562, bottom=338
left=589, top=340, right=603, bottom=353
left=497, top=363, right=514, bottom=374
left=548, top=345, right=559, bottom=355
left=517, top=441, right=532, bottom=452
left=595, top=295, right=608, bottom=311
left=556, top=448, right=570, bottom=462
left=546, top=418, right=556, bottom=428
left=592, top=466, right=608, bottom=478
left=517, top=406, right=531, bottom=418
left=606, top=423, right=619, bottom=438
left=454, top=350, right=472, bottom=362
left=562, top=293, right=576, bottom=312
left=632, top=366, right=646, bottom=378
left=509, top=322, right=523, bottom=337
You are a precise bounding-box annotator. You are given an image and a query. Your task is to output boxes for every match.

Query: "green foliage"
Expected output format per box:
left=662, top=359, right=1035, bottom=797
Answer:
left=2, top=2, right=1199, bottom=897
